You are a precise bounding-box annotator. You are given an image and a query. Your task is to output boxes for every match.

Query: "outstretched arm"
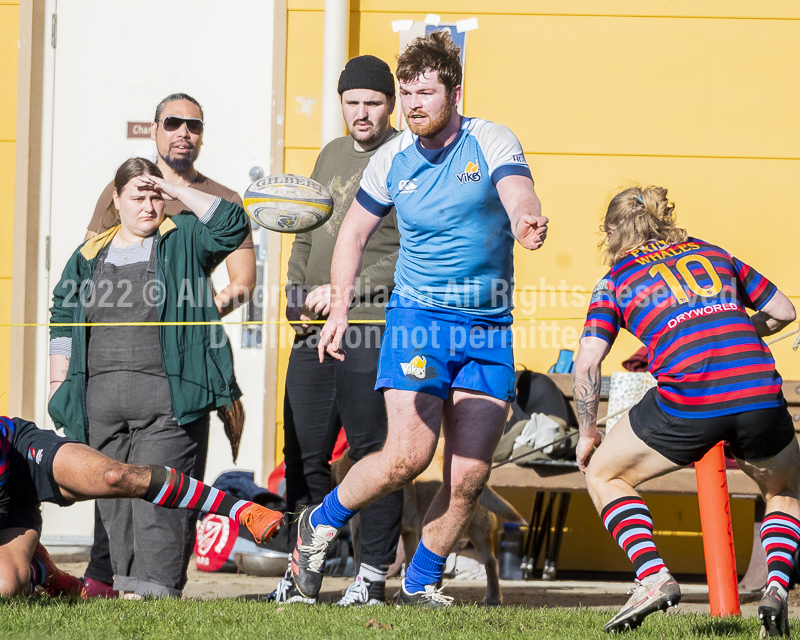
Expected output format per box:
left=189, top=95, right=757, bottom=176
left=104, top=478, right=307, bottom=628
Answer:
left=317, top=200, right=383, bottom=362
left=496, top=175, right=548, bottom=250
left=573, top=336, right=611, bottom=473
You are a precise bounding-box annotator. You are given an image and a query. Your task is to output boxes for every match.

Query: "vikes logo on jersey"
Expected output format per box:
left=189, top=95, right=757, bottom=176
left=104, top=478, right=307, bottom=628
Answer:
left=456, top=160, right=482, bottom=185
left=400, top=355, right=427, bottom=379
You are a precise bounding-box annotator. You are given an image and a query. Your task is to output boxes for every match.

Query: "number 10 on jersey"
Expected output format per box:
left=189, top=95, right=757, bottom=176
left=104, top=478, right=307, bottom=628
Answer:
left=649, top=255, right=723, bottom=304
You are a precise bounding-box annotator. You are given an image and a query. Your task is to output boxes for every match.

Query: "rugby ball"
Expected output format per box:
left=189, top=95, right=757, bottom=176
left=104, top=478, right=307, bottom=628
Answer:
left=243, top=174, right=334, bottom=233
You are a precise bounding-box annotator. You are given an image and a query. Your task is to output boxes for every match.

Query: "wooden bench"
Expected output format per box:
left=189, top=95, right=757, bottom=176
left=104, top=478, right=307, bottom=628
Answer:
left=487, top=374, right=800, bottom=586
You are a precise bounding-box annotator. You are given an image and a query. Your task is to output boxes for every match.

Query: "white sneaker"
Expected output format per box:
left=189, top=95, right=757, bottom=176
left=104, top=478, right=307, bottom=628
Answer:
left=336, top=575, right=385, bottom=606
left=604, top=568, right=681, bottom=633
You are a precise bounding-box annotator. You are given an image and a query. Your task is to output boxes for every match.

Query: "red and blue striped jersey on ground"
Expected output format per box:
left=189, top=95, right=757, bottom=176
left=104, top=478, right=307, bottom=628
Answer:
left=0, top=416, right=16, bottom=526
left=581, top=238, right=783, bottom=418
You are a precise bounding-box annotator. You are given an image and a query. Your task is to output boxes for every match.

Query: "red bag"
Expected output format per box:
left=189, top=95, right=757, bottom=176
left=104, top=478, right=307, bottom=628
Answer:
left=194, top=514, right=239, bottom=572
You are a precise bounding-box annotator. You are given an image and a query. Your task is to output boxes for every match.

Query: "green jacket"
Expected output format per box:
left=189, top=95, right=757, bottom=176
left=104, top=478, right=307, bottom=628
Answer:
left=48, top=199, right=249, bottom=442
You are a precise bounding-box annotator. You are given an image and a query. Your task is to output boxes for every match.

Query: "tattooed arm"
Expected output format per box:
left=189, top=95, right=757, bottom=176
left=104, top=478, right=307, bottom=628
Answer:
left=573, top=336, right=611, bottom=473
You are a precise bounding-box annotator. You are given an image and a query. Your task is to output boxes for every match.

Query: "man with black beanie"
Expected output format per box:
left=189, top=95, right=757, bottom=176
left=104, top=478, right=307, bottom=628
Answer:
left=273, top=55, right=402, bottom=605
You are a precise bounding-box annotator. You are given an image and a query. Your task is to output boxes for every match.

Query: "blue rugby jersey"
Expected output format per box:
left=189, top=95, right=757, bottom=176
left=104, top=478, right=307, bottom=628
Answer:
left=582, top=238, right=783, bottom=418
left=355, top=117, right=532, bottom=316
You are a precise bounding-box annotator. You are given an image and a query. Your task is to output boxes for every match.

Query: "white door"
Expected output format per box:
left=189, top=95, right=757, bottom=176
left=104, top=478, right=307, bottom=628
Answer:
left=38, top=0, right=278, bottom=540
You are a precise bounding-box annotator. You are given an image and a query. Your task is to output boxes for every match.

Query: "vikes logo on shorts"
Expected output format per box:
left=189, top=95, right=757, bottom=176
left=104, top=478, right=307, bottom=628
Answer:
left=456, top=160, right=482, bottom=185
left=401, top=355, right=427, bottom=379
left=27, top=447, right=42, bottom=464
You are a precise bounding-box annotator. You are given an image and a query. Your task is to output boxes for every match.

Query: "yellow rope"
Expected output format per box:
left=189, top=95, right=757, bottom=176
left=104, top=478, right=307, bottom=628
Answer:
left=0, top=317, right=588, bottom=328
left=766, top=325, right=800, bottom=347
left=1, top=320, right=797, bottom=343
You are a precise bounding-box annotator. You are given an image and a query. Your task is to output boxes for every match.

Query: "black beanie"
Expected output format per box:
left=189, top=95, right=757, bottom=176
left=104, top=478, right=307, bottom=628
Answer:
left=337, top=55, right=395, bottom=97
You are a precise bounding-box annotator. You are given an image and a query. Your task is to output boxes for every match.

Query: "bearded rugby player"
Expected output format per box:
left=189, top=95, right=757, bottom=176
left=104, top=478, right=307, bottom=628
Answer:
left=283, top=31, right=548, bottom=606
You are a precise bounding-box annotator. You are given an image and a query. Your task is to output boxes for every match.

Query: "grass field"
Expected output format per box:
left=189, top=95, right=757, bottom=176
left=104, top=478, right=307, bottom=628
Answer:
left=0, top=599, right=779, bottom=640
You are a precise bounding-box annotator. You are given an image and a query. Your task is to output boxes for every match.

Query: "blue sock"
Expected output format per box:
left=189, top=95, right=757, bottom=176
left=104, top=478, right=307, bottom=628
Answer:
left=404, top=541, right=447, bottom=594
left=310, top=486, right=357, bottom=529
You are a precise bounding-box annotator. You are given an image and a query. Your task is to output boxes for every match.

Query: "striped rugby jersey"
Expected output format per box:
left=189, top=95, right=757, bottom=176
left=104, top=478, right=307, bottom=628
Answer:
left=582, top=237, right=783, bottom=418
left=0, top=417, right=15, bottom=524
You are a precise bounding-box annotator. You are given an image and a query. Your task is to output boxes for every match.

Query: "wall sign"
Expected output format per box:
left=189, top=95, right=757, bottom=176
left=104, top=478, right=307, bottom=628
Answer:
left=127, top=122, right=152, bottom=138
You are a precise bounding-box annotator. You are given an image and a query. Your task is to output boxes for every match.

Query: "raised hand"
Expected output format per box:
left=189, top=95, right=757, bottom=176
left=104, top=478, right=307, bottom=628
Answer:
left=136, top=174, right=181, bottom=201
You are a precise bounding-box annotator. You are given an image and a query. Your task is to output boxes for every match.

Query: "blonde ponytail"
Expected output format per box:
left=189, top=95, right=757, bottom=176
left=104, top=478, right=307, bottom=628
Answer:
left=599, top=186, right=687, bottom=265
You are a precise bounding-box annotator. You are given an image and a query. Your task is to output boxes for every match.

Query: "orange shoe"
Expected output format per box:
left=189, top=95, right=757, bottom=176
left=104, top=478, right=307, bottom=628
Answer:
left=239, top=504, right=283, bottom=544
left=32, top=543, right=83, bottom=597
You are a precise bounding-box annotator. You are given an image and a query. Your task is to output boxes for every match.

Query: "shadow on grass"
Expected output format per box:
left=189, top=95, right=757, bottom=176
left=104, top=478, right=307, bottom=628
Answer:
left=0, top=595, right=84, bottom=609
left=239, top=593, right=272, bottom=602
left=689, top=617, right=753, bottom=636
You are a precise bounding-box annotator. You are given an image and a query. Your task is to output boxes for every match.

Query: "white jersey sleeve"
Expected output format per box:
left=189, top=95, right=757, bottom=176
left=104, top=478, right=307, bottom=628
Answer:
left=359, top=149, right=393, bottom=207
left=471, top=119, right=532, bottom=185
left=356, top=130, right=414, bottom=217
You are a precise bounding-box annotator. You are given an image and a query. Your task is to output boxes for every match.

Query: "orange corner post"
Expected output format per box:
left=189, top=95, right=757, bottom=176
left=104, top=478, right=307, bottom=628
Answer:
left=695, top=441, right=741, bottom=616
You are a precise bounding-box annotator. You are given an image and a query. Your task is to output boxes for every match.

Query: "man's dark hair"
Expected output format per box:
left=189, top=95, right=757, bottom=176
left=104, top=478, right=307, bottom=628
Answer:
left=154, top=93, right=204, bottom=123
left=396, top=30, right=462, bottom=94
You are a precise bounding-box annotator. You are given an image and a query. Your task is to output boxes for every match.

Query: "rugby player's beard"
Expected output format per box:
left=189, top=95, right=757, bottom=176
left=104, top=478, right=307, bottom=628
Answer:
left=405, top=98, right=453, bottom=139
left=159, top=144, right=199, bottom=173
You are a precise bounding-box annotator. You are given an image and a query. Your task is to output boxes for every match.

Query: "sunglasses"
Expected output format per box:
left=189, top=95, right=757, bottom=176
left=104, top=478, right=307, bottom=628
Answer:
left=159, top=116, right=204, bottom=135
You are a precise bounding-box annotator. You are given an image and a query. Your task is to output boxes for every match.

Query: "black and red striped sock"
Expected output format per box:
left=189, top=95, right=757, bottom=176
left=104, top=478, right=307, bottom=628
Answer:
left=601, top=496, right=666, bottom=581
left=143, top=465, right=252, bottom=522
left=29, top=555, right=46, bottom=590
left=761, top=511, right=800, bottom=590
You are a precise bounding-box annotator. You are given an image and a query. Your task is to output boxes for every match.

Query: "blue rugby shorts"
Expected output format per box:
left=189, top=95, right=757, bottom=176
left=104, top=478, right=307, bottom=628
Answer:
left=375, top=298, right=515, bottom=402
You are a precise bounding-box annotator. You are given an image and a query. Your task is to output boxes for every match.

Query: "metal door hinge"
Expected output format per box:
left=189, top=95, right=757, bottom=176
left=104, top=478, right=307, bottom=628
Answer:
left=51, top=14, right=56, bottom=48
left=45, top=236, right=50, bottom=271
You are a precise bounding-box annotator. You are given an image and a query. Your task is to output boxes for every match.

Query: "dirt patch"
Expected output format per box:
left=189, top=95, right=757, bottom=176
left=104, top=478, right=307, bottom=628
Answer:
left=56, top=558, right=762, bottom=616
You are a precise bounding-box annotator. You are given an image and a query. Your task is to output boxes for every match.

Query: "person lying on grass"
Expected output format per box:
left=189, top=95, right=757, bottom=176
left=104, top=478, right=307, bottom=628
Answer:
left=0, top=415, right=282, bottom=597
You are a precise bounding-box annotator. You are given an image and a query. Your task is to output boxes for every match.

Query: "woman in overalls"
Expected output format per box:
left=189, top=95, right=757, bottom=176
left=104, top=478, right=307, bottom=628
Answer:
left=48, top=157, right=249, bottom=597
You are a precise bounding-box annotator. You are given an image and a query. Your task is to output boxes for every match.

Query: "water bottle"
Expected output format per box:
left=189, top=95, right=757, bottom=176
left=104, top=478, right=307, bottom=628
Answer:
left=498, top=522, right=525, bottom=580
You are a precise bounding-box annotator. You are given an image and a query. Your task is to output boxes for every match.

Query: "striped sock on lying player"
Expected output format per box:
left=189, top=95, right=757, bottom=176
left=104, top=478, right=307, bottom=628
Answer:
left=144, top=465, right=250, bottom=520
left=760, top=511, right=800, bottom=590
left=143, top=466, right=283, bottom=543
left=29, top=554, right=46, bottom=591
left=601, top=495, right=666, bottom=582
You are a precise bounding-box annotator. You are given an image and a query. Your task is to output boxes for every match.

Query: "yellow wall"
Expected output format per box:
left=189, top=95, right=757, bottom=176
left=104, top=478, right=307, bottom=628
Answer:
left=278, top=0, right=798, bottom=574
left=0, top=1, right=19, bottom=416
left=279, top=0, right=800, bottom=448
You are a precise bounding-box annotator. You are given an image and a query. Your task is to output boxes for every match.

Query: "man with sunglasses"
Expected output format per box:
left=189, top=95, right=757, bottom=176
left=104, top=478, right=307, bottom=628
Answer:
left=81, top=93, right=256, bottom=598
left=86, top=93, right=256, bottom=316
